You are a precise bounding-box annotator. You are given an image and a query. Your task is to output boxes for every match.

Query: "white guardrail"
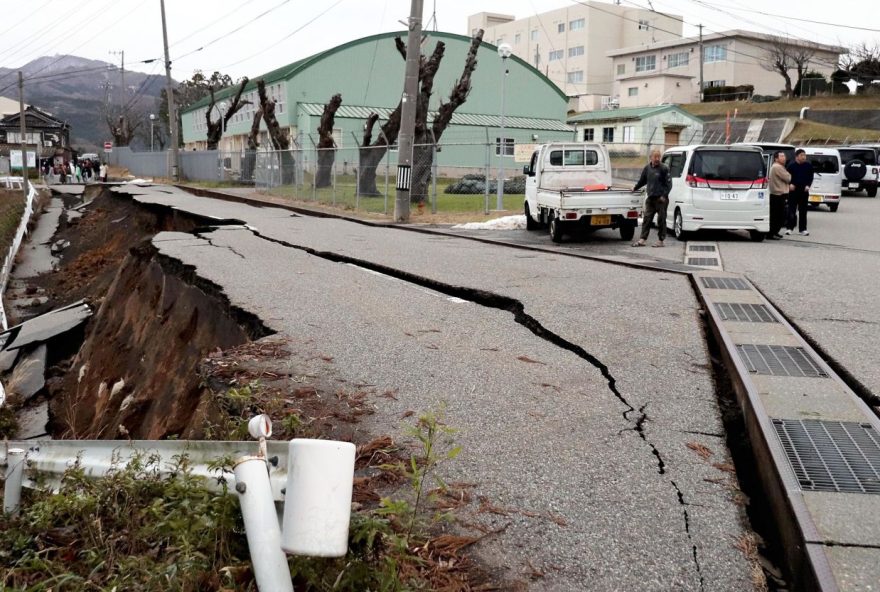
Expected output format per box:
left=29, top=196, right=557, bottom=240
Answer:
left=1, top=438, right=290, bottom=501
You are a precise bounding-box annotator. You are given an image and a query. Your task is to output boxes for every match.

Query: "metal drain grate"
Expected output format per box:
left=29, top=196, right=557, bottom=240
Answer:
left=715, top=302, right=777, bottom=323
left=688, top=257, right=719, bottom=266
left=701, top=276, right=749, bottom=290
left=689, top=245, right=717, bottom=252
left=736, top=344, right=827, bottom=377
left=773, top=419, right=880, bottom=494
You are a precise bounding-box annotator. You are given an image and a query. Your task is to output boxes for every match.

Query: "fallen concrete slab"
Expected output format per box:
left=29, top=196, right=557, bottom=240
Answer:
left=6, top=344, right=46, bottom=402
left=0, top=300, right=91, bottom=352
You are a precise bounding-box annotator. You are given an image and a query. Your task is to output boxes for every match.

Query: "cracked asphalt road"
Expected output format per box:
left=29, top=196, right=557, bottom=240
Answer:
left=121, top=185, right=757, bottom=590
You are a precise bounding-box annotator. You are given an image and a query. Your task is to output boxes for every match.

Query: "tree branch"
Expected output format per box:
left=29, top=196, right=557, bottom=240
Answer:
left=432, top=29, right=483, bottom=141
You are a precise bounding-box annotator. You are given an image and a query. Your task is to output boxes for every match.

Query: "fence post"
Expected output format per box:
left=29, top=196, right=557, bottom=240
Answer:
left=431, top=140, right=438, bottom=215
left=308, top=134, right=317, bottom=202
left=380, top=131, right=390, bottom=215
left=484, top=127, right=490, bottom=215
left=3, top=448, right=25, bottom=515
left=351, top=132, right=361, bottom=211
left=331, top=145, right=337, bottom=206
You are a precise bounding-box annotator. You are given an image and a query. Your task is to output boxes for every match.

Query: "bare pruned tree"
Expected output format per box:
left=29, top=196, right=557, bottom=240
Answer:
left=242, top=108, right=262, bottom=182
left=205, top=77, right=250, bottom=150
left=791, top=45, right=817, bottom=98
left=106, top=114, right=142, bottom=147
left=315, top=93, right=342, bottom=188
left=356, top=29, right=484, bottom=199
left=257, top=79, right=294, bottom=183
left=762, top=36, right=795, bottom=98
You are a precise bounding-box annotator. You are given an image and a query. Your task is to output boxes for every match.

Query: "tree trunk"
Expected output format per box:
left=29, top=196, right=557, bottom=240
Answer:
left=242, top=108, right=261, bottom=183
left=206, top=78, right=250, bottom=150
left=408, top=30, right=484, bottom=203
left=257, top=79, right=294, bottom=184
left=357, top=109, right=401, bottom=195
left=315, top=94, right=342, bottom=188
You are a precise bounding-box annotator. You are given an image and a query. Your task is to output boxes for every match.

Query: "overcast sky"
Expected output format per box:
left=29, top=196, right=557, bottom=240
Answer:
left=1, top=0, right=876, bottom=82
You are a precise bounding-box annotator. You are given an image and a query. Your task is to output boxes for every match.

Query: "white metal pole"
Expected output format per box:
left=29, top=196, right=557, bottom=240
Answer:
left=496, top=46, right=512, bottom=211
left=4, top=448, right=25, bottom=515
left=234, top=456, right=294, bottom=592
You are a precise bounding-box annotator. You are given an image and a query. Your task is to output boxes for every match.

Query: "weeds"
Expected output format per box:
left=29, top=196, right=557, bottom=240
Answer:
left=0, top=404, right=18, bottom=438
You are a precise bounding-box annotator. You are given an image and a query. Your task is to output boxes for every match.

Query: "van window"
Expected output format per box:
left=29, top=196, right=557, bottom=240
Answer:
left=528, top=151, right=538, bottom=175
left=549, top=149, right=599, bottom=166
left=663, top=153, right=686, bottom=177
left=839, top=149, right=876, bottom=165
left=806, top=154, right=839, bottom=174
left=690, top=150, right=765, bottom=181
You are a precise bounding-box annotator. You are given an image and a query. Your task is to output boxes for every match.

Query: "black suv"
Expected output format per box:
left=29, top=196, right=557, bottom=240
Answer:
left=836, top=146, right=879, bottom=197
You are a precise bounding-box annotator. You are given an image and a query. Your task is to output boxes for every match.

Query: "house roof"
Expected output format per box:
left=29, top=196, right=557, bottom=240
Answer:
left=184, top=30, right=567, bottom=113
left=607, top=29, right=846, bottom=57
left=299, top=103, right=573, bottom=131
left=0, top=105, right=67, bottom=128
left=567, top=104, right=702, bottom=124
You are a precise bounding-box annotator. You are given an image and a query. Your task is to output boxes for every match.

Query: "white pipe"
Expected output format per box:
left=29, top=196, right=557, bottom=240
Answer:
left=281, top=439, right=355, bottom=557
left=800, top=107, right=810, bottom=120
left=234, top=456, right=293, bottom=592
left=3, top=448, right=25, bottom=515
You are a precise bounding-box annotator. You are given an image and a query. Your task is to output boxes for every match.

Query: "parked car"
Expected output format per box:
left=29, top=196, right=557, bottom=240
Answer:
left=661, top=144, right=768, bottom=241
left=842, top=145, right=880, bottom=197
left=799, top=147, right=842, bottom=212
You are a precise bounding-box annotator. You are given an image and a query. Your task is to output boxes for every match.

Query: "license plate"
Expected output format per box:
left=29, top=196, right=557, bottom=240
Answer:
left=719, top=192, right=740, bottom=200
left=590, top=215, right=611, bottom=226
left=808, top=195, right=823, bottom=203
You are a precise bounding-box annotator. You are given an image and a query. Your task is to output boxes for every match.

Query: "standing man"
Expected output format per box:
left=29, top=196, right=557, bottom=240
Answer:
left=785, top=149, right=814, bottom=236
left=768, top=151, right=792, bottom=239
left=632, top=149, right=672, bottom=247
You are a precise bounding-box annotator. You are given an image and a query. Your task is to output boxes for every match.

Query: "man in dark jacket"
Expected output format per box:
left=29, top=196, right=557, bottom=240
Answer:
left=632, top=149, right=672, bottom=247
left=785, top=149, right=814, bottom=236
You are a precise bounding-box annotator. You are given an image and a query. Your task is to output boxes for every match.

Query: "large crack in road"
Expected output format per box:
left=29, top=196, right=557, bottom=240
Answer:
left=216, top=224, right=708, bottom=590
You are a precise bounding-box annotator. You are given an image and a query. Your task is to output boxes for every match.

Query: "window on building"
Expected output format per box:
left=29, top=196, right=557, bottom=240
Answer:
left=515, top=33, right=521, bottom=44
left=583, top=128, right=595, bottom=141
left=495, top=137, right=515, bottom=157
left=623, top=126, right=635, bottom=143
left=628, top=87, right=638, bottom=96
left=704, top=79, right=727, bottom=88
left=704, top=44, right=727, bottom=63
left=531, top=29, right=538, bottom=41
left=638, top=19, right=650, bottom=30
left=570, top=18, right=585, bottom=30
left=617, top=64, right=625, bottom=75
left=668, top=51, right=689, bottom=68
left=635, top=55, right=656, bottom=72
left=567, top=70, right=584, bottom=83
left=569, top=45, right=584, bottom=58
left=557, top=22, right=565, bottom=33
left=7, top=132, right=41, bottom=143
left=549, top=49, right=564, bottom=61
left=603, top=127, right=614, bottom=142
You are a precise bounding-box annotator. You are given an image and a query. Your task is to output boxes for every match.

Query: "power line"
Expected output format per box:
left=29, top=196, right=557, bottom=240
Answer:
left=169, top=0, right=259, bottom=48
left=219, top=0, right=347, bottom=70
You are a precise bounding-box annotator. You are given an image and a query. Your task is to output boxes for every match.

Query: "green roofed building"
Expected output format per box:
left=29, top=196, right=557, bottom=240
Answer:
left=179, top=31, right=573, bottom=172
left=567, top=104, right=703, bottom=156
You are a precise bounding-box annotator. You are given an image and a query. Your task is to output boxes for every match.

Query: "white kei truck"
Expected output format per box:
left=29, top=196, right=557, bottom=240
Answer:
left=522, top=142, right=643, bottom=243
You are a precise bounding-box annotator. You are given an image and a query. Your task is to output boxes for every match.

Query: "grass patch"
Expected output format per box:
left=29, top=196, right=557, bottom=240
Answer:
left=0, top=189, right=26, bottom=264
left=787, top=120, right=880, bottom=144
left=680, top=95, right=880, bottom=118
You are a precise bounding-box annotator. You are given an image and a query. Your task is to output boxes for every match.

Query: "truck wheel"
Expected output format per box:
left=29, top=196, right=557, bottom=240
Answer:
left=549, top=213, right=565, bottom=243
left=619, top=222, right=635, bottom=241
left=673, top=210, right=689, bottom=241
left=829, top=203, right=839, bottom=212
left=868, top=186, right=877, bottom=198
left=524, top=201, right=540, bottom=230
left=749, top=230, right=766, bottom=242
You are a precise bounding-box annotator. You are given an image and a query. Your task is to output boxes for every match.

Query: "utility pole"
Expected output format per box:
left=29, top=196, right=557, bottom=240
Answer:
left=17, top=71, right=28, bottom=198
left=160, top=0, right=179, bottom=181
left=109, top=49, right=125, bottom=106
left=393, top=0, right=423, bottom=223
left=698, top=24, right=704, bottom=103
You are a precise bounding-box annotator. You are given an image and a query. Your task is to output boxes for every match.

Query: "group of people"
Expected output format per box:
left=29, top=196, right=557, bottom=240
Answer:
left=631, top=148, right=816, bottom=247
left=768, top=149, right=814, bottom=238
left=41, top=158, right=107, bottom=185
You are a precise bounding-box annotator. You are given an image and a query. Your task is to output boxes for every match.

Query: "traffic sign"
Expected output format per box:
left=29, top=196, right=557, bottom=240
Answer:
left=104, top=142, right=113, bottom=153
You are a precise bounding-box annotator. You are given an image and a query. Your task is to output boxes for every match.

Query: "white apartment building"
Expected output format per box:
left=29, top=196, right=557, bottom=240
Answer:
left=468, top=2, right=682, bottom=110
left=607, top=30, right=845, bottom=108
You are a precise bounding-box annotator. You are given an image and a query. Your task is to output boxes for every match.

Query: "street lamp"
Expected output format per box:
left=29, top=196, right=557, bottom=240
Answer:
left=149, top=113, right=156, bottom=151
left=496, top=43, right=512, bottom=211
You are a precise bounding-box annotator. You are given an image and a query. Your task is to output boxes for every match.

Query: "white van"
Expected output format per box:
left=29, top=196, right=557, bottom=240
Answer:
left=661, top=144, right=769, bottom=242
left=799, top=147, right=842, bottom=212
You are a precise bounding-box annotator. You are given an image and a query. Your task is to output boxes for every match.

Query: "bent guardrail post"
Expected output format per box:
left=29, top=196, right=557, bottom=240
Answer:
left=3, top=447, right=25, bottom=515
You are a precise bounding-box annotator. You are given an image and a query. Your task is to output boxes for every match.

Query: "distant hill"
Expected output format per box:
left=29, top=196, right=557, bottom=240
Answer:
left=0, top=55, right=170, bottom=152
